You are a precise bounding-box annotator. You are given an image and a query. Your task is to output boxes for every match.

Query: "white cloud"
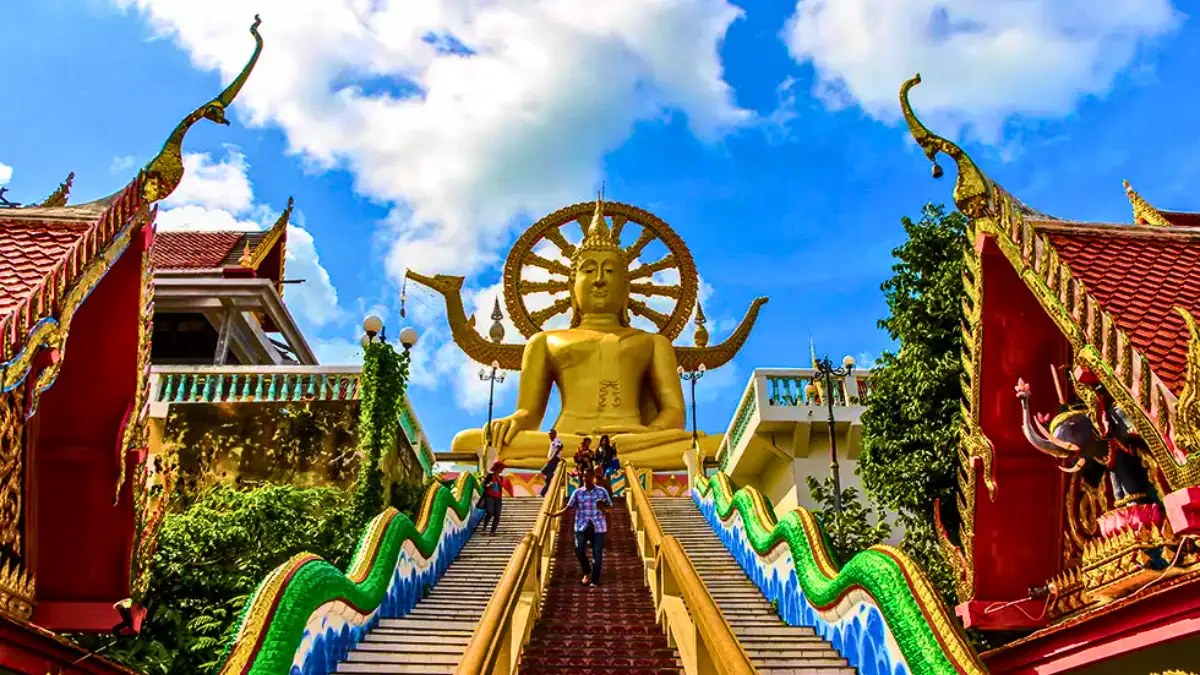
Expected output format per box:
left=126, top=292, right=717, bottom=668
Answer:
left=111, top=155, right=137, bottom=174
left=153, top=148, right=343, bottom=328
left=782, top=0, right=1181, bottom=140
left=113, top=0, right=750, bottom=282
left=163, top=148, right=254, bottom=213
left=0, top=161, right=12, bottom=186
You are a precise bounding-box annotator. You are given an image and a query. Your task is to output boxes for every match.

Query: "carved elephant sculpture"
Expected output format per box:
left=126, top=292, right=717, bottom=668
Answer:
left=1015, top=378, right=1159, bottom=508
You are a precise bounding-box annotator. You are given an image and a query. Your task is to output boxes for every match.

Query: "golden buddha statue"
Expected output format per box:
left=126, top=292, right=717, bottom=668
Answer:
left=407, top=196, right=767, bottom=471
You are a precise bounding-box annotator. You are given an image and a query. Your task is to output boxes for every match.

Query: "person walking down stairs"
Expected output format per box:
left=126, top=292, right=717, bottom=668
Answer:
left=337, top=496, right=544, bottom=674
left=479, top=461, right=511, bottom=536
left=549, top=468, right=610, bottom=586
left=521, top=495, right=680, bottom=673
left=651, top=497, right=854, bottom=675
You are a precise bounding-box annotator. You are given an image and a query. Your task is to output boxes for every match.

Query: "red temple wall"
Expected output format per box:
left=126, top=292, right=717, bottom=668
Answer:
left=972, top=235, right=1071, bottom=601
left=31, top=230, right=144, bottom=609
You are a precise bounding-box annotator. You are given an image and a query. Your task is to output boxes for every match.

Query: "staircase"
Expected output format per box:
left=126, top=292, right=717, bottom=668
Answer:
left=337, top=497, right=544, bottom=674
left=521, top=498, right=680, bottom=674
left=651, top=497, right=854, bottom=675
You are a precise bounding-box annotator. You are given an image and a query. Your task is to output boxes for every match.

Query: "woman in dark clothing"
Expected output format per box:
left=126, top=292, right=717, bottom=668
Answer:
left=596, top=435, right=614, bottom=474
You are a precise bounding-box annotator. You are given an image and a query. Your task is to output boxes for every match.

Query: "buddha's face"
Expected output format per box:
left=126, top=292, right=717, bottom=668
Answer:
left=573, top=249, right=629, bottom=316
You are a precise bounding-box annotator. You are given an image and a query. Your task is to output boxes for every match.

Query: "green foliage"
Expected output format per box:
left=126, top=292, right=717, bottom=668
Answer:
left=805, top=475, right=892, bottom=565
left=390, top=476, right=434, bottom=520
left=858, top=202, right=968, bottom=606
left=352, top=340, right=411, bottom=527
left=71, top=485, right=359, bottom=675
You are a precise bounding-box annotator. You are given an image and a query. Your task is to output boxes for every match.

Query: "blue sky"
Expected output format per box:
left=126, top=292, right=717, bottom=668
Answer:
left=2, top=1, right=1197, bottom=453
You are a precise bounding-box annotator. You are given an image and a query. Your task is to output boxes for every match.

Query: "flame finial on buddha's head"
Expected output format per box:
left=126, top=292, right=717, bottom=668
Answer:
left=574, top=193, right=622, bottom=264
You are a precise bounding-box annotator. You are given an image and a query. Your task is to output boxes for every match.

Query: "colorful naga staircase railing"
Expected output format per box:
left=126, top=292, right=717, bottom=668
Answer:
left=455, top=463, right=567, bottom=675
left=693, top=472, right=989, bottom=675
left=215, top=473, right=482, bottom=675
left=625, top=465, right=757, bottom=675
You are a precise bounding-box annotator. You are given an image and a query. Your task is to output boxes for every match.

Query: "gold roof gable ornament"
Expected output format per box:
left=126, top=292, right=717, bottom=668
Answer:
left=1174, top=307, right=1200, bottom=457
left=1124, top=179, right=1174, bottom=226
left=899, top=74, right=993, bottom=218
left=142, top=15, right=264, bottom=204
left=406, top=199, right=768, bottom=372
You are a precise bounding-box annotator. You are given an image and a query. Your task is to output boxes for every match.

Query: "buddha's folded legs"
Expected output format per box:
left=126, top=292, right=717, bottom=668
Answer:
left=449, top=428, right=715, bottom=472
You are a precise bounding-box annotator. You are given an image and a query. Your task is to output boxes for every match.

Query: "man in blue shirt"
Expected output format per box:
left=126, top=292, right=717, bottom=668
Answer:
left=551, top=468, right=611, bottom=587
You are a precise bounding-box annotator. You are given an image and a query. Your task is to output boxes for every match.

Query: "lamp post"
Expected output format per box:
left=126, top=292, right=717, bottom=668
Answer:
left=480, top=361, right=505, bottom=448
left=812, top=354, right=855, bottom=516
left=480, top=298, right=507, bottom=449
left=677, top=363, right=707, bottom=447
left=361, top=313, right=420, bottom=364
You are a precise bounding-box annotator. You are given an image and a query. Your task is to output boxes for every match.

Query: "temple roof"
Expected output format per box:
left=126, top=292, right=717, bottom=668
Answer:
left=152, top=197, right=293, bottom=279
left=0, top=216, right=92, bottom=318
left=152, top=230, right=248, bottom=270
left=1037, top=221, right=1200, bottom=396
left=0, top=187, right=146, bottom=367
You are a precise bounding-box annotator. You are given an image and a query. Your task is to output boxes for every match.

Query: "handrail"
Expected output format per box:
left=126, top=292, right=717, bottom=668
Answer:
left=623, top=465, right=757, bottom=675
left=455, top=462, right=567, bottom=675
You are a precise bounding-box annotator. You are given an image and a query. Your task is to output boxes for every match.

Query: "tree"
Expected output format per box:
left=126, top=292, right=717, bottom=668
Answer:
left=857, top=202, right=967, bottom=605
left=804, top=475, right=892, bottom=564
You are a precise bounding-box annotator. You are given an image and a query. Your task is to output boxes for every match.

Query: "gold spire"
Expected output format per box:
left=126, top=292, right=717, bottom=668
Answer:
left=1124, top=179, right=1173, bottom=226
left=238, top=242, right=253, bottom=267
left=574, top=192, right=622, bottom=262
left=38, top=172, right=75, bottom=208
left=899, top=74, right=991, bottom=217
left=692, top=300, right=709, bottom=348
left=142, top=15, right=263, bottom=203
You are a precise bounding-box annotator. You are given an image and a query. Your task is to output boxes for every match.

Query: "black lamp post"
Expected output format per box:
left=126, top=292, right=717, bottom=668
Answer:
left=812, top=354, right=856, bottom=516
left=677, top=363, right=707, bottom=447
left=480, top=361, right=505, bottom=448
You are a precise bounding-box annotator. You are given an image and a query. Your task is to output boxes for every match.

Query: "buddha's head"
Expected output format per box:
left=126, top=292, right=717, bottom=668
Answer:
left=570, top=196, right=630, bottom=326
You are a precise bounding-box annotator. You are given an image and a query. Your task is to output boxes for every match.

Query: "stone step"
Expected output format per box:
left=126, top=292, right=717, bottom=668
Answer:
left=376, top=618, right=478, bottom=631
left=338, top=662, right=456, bottom=674
left=345, top=650, right=462, bottom=665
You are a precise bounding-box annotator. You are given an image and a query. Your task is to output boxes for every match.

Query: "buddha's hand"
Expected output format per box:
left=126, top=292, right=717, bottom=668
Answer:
left=488, top=411, right=532, bottom=448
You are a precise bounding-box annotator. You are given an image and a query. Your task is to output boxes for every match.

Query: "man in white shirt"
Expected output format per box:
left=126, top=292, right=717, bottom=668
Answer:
left=540, top=429, right=564, bottom=497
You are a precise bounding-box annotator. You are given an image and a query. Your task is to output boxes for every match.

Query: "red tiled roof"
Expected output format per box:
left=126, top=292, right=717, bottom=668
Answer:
left=151, top=231, right=243, bottom=270
left=0, top=218, right=90, bottom=317
left=1042, top=225, right=1200, bottom=395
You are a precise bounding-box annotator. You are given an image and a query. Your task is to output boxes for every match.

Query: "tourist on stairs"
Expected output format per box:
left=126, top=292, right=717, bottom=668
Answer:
left=550, top=468, right=610, bottom=587
left=574, top=437, right=595, bottom=475
left=480, top=461, right=510, bottom=536
left=539, top=429, right=564, bottom=497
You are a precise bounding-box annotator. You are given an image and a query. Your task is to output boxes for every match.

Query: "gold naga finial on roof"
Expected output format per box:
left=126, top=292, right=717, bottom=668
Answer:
left=1123, top=179, right=1174, bottom=226
left=37, top=172, right=75, bottom=208
left=899, top=74, right=992, bottom=217
left=142, top=15, right=263, bottom=203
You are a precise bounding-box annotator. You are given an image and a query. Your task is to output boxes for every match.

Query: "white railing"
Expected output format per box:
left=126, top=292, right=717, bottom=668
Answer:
left=147, top=365, right=435, bottom=471
left=717, top=367, right=873, bottom=471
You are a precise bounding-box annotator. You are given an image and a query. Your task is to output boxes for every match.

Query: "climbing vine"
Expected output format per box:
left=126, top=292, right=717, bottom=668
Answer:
left=351, top=339, right=412, bottom=528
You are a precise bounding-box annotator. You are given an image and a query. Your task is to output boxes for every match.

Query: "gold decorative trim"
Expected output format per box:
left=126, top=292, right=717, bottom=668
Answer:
left=0, top=390, right=24, bottom=560
left=0, top=556, right=34, bottom=621
left=1124, top=180, right=1174, bottom=227
left=1173, top=307, right=1200, bottom=457
left=36, top=172, right=75, bottom=208
left=245, top=197, right=293, bottom=293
